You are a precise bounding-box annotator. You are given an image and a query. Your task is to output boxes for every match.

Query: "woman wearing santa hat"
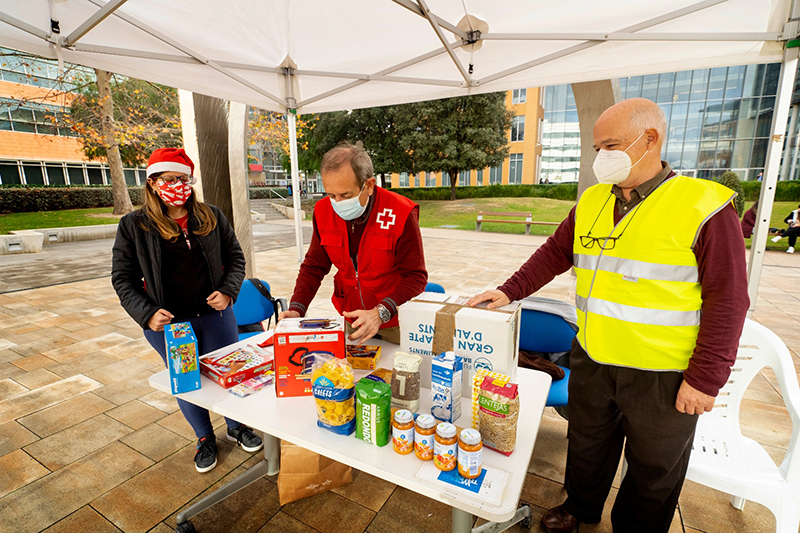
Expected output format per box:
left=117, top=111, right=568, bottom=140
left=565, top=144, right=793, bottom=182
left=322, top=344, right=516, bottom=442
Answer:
left=111, top=147, right=262, bottom=473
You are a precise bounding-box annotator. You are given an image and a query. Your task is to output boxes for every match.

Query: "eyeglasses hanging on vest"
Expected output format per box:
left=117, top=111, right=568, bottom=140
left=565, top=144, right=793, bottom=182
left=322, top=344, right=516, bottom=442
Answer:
left=579, top=192, right=648, bottom=251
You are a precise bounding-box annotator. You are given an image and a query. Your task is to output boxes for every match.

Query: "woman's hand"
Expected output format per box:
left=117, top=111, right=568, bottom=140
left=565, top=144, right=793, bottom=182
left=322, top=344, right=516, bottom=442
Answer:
left=207, top=291, right=231, bottom=311
left=148, top=309, right=174, bottom=331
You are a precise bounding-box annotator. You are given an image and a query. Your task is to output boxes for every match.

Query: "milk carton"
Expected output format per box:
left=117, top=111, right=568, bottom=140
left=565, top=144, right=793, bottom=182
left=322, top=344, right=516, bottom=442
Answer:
left=399, top=294, right=520, bottom=397
left=164, top=322, right=201, bottom=395
left=430, top=351, right=463, bottom=423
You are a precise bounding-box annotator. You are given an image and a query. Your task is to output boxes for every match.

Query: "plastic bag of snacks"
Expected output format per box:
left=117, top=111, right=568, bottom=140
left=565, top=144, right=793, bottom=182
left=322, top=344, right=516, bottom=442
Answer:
left=312, top=355, right=356, bottom=435
left=477, top=375, right=519, bottom=456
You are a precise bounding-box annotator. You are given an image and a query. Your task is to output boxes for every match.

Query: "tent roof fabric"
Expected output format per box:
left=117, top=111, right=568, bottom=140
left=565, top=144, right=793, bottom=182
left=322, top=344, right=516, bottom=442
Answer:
left=0, top=0, right=792, bottom=112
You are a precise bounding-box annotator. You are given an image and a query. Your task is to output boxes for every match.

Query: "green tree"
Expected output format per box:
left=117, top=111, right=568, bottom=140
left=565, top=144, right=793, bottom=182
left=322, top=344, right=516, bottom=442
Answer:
left=717, top=171, right=745, bottom=217
left=394, top=93, right=514, bottom=200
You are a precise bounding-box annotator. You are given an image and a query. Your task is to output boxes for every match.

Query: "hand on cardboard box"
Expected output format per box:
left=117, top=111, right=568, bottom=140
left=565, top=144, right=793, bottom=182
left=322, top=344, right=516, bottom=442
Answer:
left=148, top=309, right=174, bottom=332
left=343, top=308, right=381, bottom=344
left=466, top=289, right=511, bottom=310
left=279, top=310, right=301, bottom=321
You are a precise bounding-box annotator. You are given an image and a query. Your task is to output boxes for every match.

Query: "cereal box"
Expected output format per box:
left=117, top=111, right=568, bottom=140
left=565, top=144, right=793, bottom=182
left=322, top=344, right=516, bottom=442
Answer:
left=345, top=344, right=382, bottom=370
left=273, top=317, right=345, bottom=397
left=164, top=322, right=201, bottom=395
left=199, top=344, right=274, bottom=389
left=430, top=351, right=463, bottom=423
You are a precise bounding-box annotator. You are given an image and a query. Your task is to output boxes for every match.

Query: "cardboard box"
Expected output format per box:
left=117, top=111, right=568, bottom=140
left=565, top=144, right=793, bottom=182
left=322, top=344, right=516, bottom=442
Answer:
left=345, top=344, right=382, bottom=370
left=199, top=344, right=274, bottom=389
left=399, top=293, right=520, bottom=397
left=274, top=317, right=346, bottom=397
left=164, top=322, right=201, bottom=395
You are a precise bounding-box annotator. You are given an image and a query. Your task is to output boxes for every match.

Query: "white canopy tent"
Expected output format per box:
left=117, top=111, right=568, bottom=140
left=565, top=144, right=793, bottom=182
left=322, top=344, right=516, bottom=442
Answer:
left=0, top=0, right=796, bottom=312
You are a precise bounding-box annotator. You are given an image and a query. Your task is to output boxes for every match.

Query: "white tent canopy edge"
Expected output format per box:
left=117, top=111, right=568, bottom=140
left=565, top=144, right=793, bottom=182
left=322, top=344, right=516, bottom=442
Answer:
left=0, top=0, right=796, bottom=313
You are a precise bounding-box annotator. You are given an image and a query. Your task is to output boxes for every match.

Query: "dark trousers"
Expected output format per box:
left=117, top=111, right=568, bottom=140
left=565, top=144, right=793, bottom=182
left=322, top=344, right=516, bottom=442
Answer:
left=144, top=307, right=241, bottom=439
left=563, top=341, right=698, bottom=533
left=783, top=226, right=800, bottom=246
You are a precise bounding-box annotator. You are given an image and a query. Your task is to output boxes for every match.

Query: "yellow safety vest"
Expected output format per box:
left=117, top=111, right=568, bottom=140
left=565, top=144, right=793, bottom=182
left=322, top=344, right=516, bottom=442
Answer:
left=572, top=175, right=735, bottom=371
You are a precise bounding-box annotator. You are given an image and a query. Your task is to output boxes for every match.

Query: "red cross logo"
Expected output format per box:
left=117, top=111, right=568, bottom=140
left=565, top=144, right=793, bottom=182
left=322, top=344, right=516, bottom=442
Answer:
left=376, top=208, right=396, bottom=230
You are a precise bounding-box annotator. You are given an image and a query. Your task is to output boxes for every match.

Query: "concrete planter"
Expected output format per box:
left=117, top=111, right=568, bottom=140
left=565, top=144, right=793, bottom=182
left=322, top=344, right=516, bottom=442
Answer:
left=10, top=224, right=118, bottom=245
left=0, top=232, right=44, bottom=254
left=269, top=202, right=306, bottom=220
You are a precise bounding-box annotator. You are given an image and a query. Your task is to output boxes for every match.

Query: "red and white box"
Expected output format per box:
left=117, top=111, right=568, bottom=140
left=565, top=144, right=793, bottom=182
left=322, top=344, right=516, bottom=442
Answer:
left=274, top=317, right=346, bottom=397
left=199, top=343, right=274, bottom=389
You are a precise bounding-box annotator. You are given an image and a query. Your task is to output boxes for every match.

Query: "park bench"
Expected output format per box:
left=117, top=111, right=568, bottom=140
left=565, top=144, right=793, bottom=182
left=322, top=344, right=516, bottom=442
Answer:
left=475, top=211, right=559, bottom=235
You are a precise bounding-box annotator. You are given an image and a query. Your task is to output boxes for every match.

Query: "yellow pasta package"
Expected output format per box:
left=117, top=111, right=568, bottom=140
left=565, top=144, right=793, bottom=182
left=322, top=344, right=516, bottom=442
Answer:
left=311, top=354, right=356, bottom=435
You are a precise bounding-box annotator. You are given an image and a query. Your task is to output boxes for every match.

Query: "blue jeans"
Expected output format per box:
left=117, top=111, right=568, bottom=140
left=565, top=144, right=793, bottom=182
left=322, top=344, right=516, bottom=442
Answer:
left=144, top=307, right=241, bottom=438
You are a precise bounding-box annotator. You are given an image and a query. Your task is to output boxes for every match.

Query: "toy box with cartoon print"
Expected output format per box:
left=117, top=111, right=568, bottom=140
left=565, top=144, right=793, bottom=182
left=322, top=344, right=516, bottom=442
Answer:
left=199, top=343, right=274, bottom=389
left=274, top=317, right=346, bottom=397
left=164, top=322, right=201, bottom=395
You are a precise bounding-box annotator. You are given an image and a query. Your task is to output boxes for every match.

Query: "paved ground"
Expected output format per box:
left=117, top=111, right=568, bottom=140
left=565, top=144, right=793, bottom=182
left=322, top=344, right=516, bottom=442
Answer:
left=0, top=219, right=797, bottom=533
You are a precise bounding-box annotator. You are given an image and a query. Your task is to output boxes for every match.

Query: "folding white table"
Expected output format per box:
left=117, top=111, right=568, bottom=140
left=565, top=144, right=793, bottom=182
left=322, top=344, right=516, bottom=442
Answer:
left=149, top=331, right=551, bottom=533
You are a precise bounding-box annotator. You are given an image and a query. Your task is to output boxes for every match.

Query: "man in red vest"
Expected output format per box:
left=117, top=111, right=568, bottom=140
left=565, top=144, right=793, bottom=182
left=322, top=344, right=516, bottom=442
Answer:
left=279, top=142, right=428, bottom=344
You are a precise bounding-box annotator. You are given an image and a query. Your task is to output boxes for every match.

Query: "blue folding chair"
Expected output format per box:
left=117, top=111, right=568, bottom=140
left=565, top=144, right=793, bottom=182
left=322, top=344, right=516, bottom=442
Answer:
left=425, top=282, right=446, bottom=294
left=231, top=279, right=287, bottom=341
left=519, top=305, right=576, bottom=408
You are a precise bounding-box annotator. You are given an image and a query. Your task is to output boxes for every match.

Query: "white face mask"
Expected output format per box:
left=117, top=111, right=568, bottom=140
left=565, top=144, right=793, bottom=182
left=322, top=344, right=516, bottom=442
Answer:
left=592, top=131, right=649, bottom=185
left=331, top=185, right=367, bottom=221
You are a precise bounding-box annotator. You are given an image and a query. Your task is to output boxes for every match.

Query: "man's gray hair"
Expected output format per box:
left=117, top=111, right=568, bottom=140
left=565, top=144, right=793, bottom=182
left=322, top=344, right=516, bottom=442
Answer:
left=630, top=103, right=667, bottom=141
left=321, top=142, right=374, bottom=188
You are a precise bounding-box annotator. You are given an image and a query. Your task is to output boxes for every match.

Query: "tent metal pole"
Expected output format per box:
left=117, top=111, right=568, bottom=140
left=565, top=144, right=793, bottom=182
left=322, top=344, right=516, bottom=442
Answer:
left=285, top=68, right=304, bottom=264
left=480, top=0, right=727, bottom=85
left=416, top=0, right=472, bottom=85
left=0, top=11, right=48, bottom=40
left=747, top=46, right=799, bottom=315
left=480, top=32, right=780, bottom=42
left=389, top=0, right=467, bottom=40
left=64, top=0, right=128, bottom=46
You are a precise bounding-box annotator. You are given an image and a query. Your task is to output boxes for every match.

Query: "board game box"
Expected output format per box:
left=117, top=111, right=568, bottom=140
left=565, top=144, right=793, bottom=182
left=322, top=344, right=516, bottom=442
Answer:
left=164, top=322, right=201, bottom=395
left=199, top=343, right=274, bottom=389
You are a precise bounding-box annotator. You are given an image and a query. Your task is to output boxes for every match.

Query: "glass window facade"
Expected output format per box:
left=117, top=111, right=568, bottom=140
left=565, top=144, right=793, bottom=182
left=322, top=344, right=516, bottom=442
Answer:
left=509, top=154, right=523, bottom=185
left=511, top=115, right=525, bottom=142
left=459, top=170, right=470, bottom=185
left=398, top=171, right=409, bottom=187
left=512, top=88, right=527, bottom=104
left=489, top=165, right=502, bottom=184
left=476, top=169, right=483, bottom=186
left=541, top=63, right=785, bottom=182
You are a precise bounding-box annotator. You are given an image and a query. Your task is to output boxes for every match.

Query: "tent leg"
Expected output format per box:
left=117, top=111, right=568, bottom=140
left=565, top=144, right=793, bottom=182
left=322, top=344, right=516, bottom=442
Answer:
left=747, top=46, right=799, bottom=315
left=287, top=111, right=304, bottom=264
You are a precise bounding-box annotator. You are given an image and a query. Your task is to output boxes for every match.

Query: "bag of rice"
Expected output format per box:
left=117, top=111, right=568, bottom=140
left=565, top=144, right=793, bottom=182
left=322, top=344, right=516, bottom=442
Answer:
left=391, top=352, right=422, bottom=412
left=477, top=375, right=519, bottom=456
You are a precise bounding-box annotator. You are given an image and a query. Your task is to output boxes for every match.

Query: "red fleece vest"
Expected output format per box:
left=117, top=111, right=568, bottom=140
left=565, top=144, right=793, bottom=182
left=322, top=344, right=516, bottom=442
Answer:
left=314, top=187, right=416, bottom=328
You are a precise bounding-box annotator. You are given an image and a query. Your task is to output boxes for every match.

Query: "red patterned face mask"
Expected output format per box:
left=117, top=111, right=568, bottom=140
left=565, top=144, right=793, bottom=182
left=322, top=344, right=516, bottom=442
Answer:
left=156, top=180, right=193, bottom=207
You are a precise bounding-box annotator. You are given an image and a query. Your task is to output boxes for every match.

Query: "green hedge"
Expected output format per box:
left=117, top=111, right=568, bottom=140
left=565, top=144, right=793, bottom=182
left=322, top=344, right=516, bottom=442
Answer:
left=388, top=183, right=580, bottom=201
left=249, top=187, right=290, bottom=200
left=740, top=180, right=800, bottom=201
left=0, top=186, right=144, bottom=213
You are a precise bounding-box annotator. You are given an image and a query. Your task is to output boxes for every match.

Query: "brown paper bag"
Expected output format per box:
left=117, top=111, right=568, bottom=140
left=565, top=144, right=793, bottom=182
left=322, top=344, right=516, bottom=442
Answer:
left=277, top=441, right=353, bottom=505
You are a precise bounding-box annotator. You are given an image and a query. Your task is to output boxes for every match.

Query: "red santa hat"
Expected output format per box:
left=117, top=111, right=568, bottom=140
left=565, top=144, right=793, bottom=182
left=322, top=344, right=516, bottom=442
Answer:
left=146, top=148, right=194, bottom=178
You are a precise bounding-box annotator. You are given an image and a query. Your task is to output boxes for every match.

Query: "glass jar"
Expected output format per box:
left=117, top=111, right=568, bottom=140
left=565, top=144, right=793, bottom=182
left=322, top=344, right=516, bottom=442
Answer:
left=433, top=422, right=457, bottom=471
left=457, top=428, right=483, bottom=479
left=392, top=409, right=415, bottom=454
left=414, top=414, right=437, bottom=460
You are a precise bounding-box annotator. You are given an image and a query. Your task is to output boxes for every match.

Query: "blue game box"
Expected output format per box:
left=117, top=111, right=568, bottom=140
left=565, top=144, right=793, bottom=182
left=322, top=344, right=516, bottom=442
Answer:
left=164, top=322, right=201, bottom=395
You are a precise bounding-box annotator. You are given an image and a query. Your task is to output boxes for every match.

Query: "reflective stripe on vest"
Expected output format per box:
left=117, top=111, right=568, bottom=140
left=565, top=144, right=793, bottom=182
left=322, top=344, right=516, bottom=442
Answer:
left=573, top=175, right=735, bottom=371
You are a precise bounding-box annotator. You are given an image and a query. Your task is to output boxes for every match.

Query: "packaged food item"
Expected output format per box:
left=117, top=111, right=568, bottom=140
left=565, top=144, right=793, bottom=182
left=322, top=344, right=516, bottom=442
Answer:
left=164, top=322, right=200, bottom=394
left=477, top=375, right=520, bottom=456
left=392, top=409, right=415, bottom=454
left=311, top=355, right=356, bottom=435
left=355, top=378, right=391, bottom=446
left=363, top=368, right=393, bottom=384
left=433, top=422, right=457, bottom=471
left=457, top=428, right=483, bottom=479
left=199, top=344, right=274, bottom=389
left=274, top=317, right=345, bottom=397
left=431, top=351, right=463, bottom=422
left=391, top=352, right=422, bottom=412
left=471, top=370, right=511, bottom=429
left=228, top=371, right=274, bottom=397
left=414, top=414, right=437, bottom=461
left=346, top=344, right=382, bottom=370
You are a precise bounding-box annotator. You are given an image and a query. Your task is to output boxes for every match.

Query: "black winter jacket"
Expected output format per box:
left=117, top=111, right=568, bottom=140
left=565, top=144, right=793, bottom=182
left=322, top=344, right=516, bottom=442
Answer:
left=111, top=204, right=246, bottom=329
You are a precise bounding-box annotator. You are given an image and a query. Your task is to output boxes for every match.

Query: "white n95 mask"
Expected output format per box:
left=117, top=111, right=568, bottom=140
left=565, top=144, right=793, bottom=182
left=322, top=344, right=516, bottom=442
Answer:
left=592, top=131, right=649, bottom=185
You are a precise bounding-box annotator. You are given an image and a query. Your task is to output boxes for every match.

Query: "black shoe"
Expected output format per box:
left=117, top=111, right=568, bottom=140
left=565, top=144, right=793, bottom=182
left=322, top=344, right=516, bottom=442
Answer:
left=194, top=435, right=217, bottom=473
left=227, top=424, right=263, bottom=453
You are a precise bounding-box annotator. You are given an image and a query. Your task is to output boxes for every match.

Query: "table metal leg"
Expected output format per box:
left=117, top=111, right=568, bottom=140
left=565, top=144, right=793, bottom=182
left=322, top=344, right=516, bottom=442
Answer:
left=452, top=507, right=474, bottom=533
left=175, top=432, right=281, bottom=531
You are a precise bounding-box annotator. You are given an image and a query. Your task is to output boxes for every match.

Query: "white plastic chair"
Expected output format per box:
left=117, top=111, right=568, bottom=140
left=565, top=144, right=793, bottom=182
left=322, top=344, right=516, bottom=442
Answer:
left=686, top=319, right=800, bottom=533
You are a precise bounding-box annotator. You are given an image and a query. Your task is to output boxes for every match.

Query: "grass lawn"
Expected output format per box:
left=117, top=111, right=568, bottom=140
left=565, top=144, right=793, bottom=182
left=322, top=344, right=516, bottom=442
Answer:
left=0, top=207, right=129, bottom=234
left=418, top=196, right=800, bottom=252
